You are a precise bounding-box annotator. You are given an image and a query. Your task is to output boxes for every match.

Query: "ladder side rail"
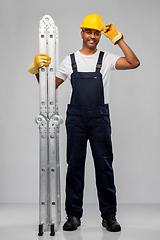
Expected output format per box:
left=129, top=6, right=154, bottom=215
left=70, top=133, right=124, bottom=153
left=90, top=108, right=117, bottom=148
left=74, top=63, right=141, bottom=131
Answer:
left=37, top=116, right=48, bottom=233
left=46, top=16, right=58, bottom=232
left=56, top=129, right=61, bottom=225
left=55, top=26, right=61, bottom=225
left=55, top=26, right=59, bottom=115
left=39, top=21, right=48, bottom=118
left=49, top=118, right=57, bottom=232
left=38, top=18, right=48, bottom=232
left=47, top=19, right=56, bottom=118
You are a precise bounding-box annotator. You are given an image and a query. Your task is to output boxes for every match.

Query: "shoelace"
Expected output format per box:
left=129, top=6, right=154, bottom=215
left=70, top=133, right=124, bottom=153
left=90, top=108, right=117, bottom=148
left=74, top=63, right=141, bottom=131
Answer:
left=66, top=214, right=75, bottom=220
left=107, top=214, right=116, bottom=221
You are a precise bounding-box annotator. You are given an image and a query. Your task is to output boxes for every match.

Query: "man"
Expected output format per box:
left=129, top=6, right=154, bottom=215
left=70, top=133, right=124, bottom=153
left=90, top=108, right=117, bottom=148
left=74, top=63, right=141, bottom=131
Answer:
left=27, top=14, right=140, bottom=232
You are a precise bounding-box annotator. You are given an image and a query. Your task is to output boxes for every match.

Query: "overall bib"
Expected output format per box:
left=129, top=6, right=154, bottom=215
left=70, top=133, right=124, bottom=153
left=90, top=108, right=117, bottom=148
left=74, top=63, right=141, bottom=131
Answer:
left=65, top=51, right=117, bottom=219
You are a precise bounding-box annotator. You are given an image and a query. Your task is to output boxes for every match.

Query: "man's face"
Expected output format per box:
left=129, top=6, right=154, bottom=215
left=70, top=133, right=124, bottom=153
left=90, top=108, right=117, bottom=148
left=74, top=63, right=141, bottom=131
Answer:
left=81, top=28, right=101, bottom=49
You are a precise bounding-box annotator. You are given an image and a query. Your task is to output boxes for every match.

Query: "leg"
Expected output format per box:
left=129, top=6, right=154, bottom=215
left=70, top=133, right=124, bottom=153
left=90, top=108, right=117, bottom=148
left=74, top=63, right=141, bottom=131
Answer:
left=65, top=108, right=88, bottom=219
left=88, top=106, right=117, bottom=219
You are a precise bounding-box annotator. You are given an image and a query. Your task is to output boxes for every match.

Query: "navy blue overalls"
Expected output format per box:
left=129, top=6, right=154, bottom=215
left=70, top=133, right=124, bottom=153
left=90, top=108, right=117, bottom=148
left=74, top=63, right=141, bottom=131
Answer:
left=65, top=51, right=117, bottom=220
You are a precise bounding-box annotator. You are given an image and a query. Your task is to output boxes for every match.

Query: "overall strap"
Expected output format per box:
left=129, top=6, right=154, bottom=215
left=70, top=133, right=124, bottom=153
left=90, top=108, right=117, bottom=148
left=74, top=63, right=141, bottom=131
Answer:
left=70, top=53, right=77, bottom=72
left=96, top=51, right=104, bottom=72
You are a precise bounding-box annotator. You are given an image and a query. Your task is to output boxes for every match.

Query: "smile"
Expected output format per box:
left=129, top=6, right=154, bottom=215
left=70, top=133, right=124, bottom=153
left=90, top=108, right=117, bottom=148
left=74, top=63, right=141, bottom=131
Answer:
left=88, top=40, right=95, bottom=43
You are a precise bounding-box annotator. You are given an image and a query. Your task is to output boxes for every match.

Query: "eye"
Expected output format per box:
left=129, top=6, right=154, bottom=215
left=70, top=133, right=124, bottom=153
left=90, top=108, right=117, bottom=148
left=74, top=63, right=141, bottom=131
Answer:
left=95, top=32, right=100, bottom=36
left=86, top=30, right=92, bottom=35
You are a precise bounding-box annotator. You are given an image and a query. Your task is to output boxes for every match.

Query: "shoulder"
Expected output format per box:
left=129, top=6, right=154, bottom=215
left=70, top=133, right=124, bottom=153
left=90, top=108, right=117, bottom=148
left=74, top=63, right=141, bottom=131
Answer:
left=103, top=51, right=120, bottom=65
left=103, top=51, right=119, bottom=59
left=99, top=51, right=120, bottom=71
left=61, top=51, right=79, bottom=64
left=58, top=54, right=72, bottom=69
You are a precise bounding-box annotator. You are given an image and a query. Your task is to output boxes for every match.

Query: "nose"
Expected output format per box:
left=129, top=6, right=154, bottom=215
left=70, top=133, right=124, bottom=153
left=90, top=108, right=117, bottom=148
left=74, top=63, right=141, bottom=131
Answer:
left=90, top=32, right=95, bottom=38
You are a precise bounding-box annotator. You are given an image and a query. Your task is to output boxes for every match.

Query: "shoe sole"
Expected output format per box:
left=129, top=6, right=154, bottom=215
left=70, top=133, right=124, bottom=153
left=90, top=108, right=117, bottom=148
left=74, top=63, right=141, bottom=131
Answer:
left=63, top=226, right=78, bottom=231
left=102, top=222, right=121, bottom=232
left=63, top=221, right=81, bottom=231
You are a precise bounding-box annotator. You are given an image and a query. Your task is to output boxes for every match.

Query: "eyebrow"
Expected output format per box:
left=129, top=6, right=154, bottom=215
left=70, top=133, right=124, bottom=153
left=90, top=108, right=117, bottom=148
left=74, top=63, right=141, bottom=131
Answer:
left=85, top=29, right=100, bottom=33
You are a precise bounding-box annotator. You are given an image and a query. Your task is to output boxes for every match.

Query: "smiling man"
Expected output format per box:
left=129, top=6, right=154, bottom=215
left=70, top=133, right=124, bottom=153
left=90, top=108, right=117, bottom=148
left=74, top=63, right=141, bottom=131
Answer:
left=81, top=28, right=101, bottom=51
left=27, top=13, right=140, bottom=233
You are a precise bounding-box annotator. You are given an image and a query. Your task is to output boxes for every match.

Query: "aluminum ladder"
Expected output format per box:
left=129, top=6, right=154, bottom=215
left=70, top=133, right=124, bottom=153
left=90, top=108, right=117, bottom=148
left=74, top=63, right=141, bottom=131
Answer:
left=35, top=15, right=62, bottom=236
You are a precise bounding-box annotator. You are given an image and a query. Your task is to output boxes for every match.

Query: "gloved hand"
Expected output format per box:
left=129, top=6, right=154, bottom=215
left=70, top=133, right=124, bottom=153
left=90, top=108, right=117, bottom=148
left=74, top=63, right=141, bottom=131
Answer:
left=101, top=23, right=124, bottom=45
left=27, top=54, right=51, bottom=74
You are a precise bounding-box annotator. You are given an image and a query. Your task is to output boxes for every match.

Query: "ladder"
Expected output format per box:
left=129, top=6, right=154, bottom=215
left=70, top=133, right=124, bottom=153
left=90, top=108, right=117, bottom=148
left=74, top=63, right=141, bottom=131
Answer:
left=35, top=15, right=63, bottom=236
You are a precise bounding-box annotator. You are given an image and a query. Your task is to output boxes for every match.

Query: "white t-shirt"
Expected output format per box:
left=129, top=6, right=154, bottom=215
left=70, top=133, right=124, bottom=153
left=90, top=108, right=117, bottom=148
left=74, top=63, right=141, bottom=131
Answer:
left=56, top=50, right=120, bottom=104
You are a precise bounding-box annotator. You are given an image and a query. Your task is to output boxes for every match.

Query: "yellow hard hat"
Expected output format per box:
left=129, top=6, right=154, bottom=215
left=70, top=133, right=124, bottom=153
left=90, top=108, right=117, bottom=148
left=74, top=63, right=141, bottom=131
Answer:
left=80, top=14, right=104, bottom=31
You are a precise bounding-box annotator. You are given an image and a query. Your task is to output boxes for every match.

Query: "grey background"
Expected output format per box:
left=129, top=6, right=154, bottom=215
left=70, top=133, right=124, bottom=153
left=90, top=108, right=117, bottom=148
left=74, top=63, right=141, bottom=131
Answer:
left=0, top=0, right=160, bottom=206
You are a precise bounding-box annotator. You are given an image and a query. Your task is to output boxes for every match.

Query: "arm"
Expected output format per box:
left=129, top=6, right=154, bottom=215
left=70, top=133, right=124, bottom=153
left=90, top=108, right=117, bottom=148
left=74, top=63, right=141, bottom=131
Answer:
left=56, top=77, right=64, bottom=88
left=101, top=23, right=140, bottom=70
left=115, top=39, right=140, bottom=70
left=35, top=74, right=64, bottom=88
left=36, top=73, right=39, bottom=83
left=27, top=54, right=64, bottom=87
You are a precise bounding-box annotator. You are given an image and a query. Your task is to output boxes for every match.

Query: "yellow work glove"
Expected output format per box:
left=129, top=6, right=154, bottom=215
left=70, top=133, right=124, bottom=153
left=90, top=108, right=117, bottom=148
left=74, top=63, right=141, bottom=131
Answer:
left=101, top=23, right=124, bottom=45
left=27, top=54, right=51, bottom=74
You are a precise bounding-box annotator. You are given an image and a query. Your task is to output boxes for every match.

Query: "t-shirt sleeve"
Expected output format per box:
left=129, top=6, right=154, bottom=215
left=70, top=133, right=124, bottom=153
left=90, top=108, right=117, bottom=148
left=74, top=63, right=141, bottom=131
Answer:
left=56, top=55, right=72, bottom=81
left=112, top=54, right=121, bottom=70
left=104, top=52, right=121, bottom=70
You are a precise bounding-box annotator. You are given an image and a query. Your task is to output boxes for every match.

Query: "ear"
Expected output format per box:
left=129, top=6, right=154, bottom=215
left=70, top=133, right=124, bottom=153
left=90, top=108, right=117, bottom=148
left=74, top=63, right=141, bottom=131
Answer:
left=81, top=30, right=84, bottom=39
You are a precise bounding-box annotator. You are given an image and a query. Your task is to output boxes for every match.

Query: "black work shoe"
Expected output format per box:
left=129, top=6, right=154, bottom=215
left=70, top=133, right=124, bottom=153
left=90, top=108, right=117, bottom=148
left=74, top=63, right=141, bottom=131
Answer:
left=102, top=214, right=121, bottom=232
left=63, top=215, right=81, bottom=231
